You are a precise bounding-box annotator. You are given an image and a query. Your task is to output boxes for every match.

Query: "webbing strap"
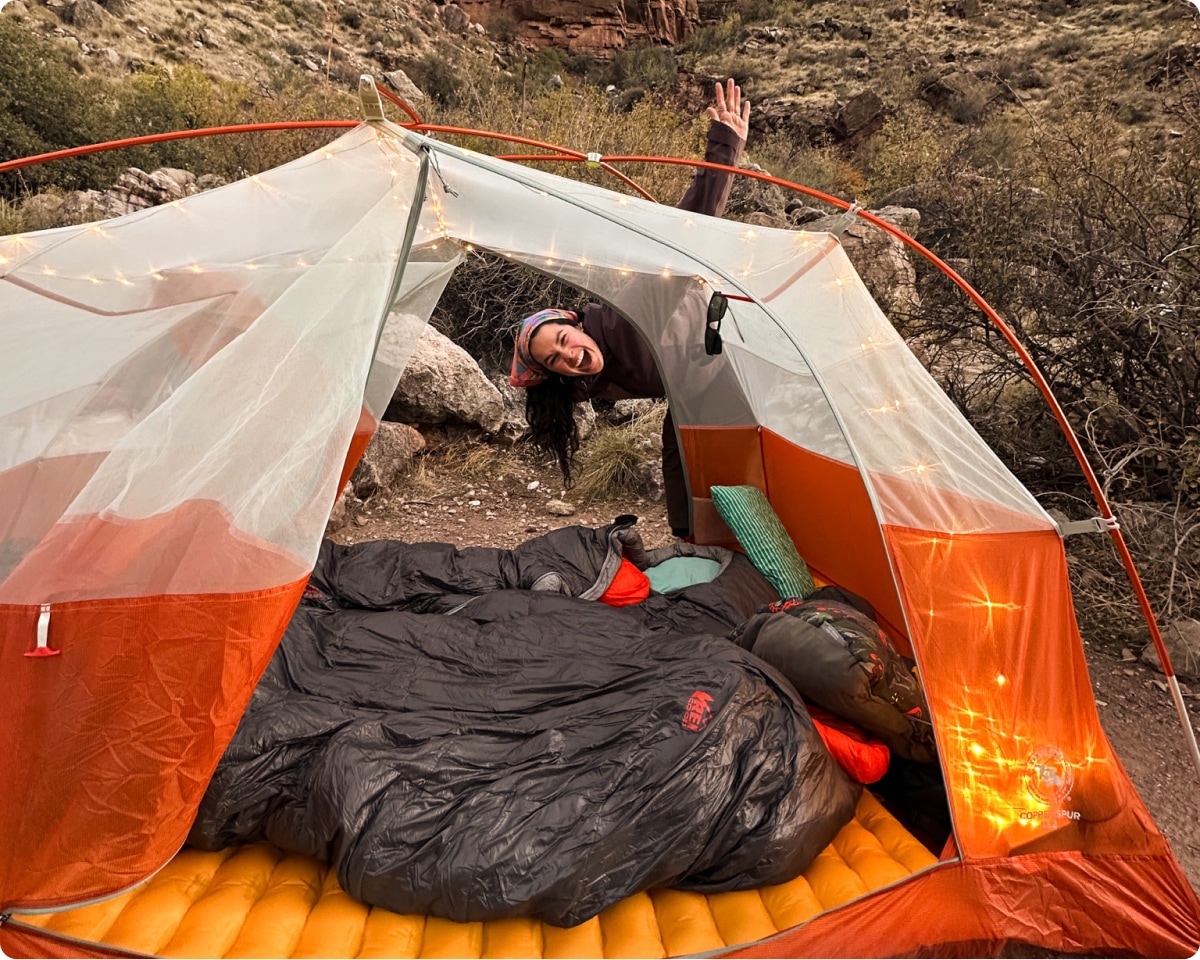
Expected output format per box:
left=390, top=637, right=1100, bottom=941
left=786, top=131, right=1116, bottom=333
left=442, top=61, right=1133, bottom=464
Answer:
left=828, top=201, right=862, bottom=237
left=1056, top=515, right=1120, bottom=538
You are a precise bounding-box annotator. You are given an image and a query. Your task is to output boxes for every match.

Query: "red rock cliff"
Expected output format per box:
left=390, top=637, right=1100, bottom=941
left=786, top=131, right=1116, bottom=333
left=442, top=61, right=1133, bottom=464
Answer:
left=455, top=0, right=739, bottom=57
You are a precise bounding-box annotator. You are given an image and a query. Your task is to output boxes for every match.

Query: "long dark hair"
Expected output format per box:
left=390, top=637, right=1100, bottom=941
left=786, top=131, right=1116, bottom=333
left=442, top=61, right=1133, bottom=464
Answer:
left=525, top=375, right=579, bottom=485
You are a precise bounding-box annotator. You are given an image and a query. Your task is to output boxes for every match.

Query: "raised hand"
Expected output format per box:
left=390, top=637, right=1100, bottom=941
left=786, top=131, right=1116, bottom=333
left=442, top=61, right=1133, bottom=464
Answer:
left=706, top=78, right=751, bottom=140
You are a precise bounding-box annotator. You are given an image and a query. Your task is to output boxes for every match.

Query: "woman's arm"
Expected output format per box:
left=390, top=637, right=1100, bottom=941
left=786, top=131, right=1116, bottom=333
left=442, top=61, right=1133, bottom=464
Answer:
left=677, top=79, right=750, bottom=219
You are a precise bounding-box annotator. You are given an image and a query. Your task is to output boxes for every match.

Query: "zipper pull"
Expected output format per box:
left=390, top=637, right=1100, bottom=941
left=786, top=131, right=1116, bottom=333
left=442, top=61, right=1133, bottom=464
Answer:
left=25, top=603, right=61, bottom=658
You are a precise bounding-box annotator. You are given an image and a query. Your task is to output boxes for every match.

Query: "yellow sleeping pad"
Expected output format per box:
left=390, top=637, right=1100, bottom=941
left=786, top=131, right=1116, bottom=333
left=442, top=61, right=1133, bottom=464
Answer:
left=24, top=792, right=936, bottom=958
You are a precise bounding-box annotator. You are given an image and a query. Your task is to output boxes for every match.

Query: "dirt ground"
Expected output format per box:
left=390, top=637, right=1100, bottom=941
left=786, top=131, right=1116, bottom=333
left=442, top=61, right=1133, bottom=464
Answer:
left=330, top=444, right=1200, bottom=902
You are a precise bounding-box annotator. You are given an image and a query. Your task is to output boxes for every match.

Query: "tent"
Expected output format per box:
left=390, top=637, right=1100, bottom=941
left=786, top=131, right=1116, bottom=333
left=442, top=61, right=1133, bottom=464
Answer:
left=2, top=83, right=1199, bottom=958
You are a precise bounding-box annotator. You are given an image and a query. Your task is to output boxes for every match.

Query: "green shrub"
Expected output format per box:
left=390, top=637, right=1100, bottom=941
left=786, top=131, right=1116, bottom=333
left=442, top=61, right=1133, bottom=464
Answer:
left=602, top=45, right=677, bottom=91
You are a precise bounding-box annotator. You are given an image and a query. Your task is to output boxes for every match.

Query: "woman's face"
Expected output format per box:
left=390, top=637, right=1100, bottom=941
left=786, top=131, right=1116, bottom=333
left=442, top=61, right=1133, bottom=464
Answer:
left=530, top=322, right=605, bottom=377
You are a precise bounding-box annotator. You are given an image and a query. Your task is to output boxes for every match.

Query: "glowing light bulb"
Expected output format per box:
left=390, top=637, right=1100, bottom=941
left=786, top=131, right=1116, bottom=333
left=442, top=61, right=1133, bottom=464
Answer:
left=684, top=218, right=695, bottom=227
left=87, top=275, right=100, bottom=284
left=996, top=674, right=1007, bottom=686
left=152, top=272, right=165, bottom=281
left=244, top=263, right=258, bottom=270
left=661, top=267, right=671, bottom=278
left=743, top=229, right=756, bottom=239
left=41, top=266, right=56, bottom=276
left=189, top=264, right=203, bottom=273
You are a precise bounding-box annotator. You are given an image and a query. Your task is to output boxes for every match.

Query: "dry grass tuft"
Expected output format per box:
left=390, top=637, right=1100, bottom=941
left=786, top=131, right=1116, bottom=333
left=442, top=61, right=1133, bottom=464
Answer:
left=571, top=405, right=666, bottom=504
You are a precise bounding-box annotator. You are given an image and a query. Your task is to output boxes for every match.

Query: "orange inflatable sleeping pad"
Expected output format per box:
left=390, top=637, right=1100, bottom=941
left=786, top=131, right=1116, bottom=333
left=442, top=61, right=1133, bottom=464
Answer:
left=22, top=792, right=937, bottom=958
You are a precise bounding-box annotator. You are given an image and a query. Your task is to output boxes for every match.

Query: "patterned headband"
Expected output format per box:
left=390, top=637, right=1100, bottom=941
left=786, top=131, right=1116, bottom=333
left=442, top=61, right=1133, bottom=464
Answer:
left=509, top=309, right=579, bottom=388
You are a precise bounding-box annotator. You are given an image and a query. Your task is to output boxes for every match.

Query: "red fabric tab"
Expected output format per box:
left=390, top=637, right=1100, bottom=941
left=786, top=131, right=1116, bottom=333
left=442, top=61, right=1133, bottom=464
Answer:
left=598, top=557, right=651, bottom=607
left=809, top=704, right=891, bottom=784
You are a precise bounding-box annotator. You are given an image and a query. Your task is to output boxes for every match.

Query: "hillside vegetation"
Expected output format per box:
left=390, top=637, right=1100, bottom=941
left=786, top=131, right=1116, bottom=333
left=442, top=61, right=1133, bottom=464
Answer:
left=2, top=0, right=1200, bottom=648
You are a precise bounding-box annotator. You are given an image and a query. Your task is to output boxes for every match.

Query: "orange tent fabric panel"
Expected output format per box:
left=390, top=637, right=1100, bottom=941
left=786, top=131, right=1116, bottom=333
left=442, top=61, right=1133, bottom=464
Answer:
left=884, top=525, right=1162, bottom=860
left=0, top=578, right=306, bottom=911
left=759, top=430, right=909, bottom=649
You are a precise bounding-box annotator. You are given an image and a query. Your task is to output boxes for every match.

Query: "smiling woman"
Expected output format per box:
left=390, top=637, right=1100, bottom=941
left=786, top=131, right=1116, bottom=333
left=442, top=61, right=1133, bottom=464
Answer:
left=509, top=79, right=750, bottom=538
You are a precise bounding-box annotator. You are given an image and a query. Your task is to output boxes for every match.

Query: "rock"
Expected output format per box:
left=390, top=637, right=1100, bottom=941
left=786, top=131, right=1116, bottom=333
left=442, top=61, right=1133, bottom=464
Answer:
left=491, top=374, right=529, bottom=441
left=943, top=0, right=982, bottom=16
left=574, top=400, right=598, bottom=441
left=325, top=487, right=358, bottom=534
left=99, top=46, right=120, bottom=65
left=61, top=0, right=104, bottom=26
left=632, top=459, right=664, bottom=502
left=5, top=1, right=29, bottom=17
left=382, top=68, right=427, bottom=103
left=1141, top=620, right=1200, bottom=681
left=545, top=499, right=576, bottom=516
left=885, top=6, right=909, bottom=20
left=727, top=162, right=790, bottom=226
left=440, top=3, right=469, bottom=33
left=454, top=0, right=710, bottom=56
left=609, top=398, right=660, bottom=423
left=385, top=325, right=507, bottom=433
left=833, top=89, right=885, bottom=146
left=350, top=421, right=426, bottom=499
left=803, top=205, right=922, bottom=318
left=545, top=73, right=563, bottom=90
left=196, top=173, right=227, bottom=191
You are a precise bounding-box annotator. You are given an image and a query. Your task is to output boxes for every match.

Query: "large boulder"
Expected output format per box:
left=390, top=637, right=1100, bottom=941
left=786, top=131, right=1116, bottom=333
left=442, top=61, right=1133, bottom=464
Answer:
left=385, top=325, right=506, bottom=434
left=804, top=205, right=922, bottom=319
left=350, top=421, right=426, bottom=500
left=1141, top=619, right=1200, bottom=681
left=382, top=69, right=427, bottom=103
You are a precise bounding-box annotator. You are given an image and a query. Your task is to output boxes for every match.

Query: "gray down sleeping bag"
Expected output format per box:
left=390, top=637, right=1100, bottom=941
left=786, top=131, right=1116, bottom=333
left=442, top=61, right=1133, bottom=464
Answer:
left=188, top=519, right=861, bottom=926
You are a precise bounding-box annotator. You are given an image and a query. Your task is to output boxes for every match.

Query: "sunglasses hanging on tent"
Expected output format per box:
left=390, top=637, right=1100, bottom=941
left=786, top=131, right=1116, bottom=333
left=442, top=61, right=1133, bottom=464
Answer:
left=705, top=291, right=728, bottom=356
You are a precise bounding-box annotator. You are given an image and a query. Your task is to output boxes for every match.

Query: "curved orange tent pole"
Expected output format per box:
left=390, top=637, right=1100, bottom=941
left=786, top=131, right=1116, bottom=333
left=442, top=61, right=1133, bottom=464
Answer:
left=0, top=120, right=359, bottom=175
left=5, top=113, right=1196, bottom=781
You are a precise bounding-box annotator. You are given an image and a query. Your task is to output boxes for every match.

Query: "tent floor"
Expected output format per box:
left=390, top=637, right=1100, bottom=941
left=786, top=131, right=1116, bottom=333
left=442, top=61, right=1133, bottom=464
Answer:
left=22, top=792, right=937, bottom=958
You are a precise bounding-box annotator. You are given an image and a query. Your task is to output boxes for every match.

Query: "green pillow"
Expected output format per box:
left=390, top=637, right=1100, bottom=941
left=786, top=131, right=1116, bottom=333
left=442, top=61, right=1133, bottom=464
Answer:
left=710, top=485, right=816, bottom=600
left=645, top=556, right=723, bottom=594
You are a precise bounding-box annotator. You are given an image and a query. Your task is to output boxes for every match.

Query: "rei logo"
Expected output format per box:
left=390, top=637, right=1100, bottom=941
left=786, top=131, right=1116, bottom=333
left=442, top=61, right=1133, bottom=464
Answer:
left=681, top=691, right=714, bottom=732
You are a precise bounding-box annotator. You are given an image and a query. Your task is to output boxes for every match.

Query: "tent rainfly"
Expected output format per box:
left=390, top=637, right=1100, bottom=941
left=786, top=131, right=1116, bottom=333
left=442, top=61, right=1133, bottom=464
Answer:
left=2, top=81, right=1199, bottom=959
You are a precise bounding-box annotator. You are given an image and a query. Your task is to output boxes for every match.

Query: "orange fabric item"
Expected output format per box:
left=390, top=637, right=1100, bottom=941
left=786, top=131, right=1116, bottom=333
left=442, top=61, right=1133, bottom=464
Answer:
left=598, top=558, right=650, bottom=607
left=0, top=576, right=307, bottom=911
left=337, top=406, right=379, bottom=496
left=808, top=706, right=890, bottom=785
left=885, top=525, right=1152, bottom=860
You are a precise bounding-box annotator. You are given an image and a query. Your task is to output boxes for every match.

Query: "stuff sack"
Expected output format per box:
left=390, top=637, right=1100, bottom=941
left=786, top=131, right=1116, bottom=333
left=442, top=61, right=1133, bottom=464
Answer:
left=732, top=593, right=937, bottom=764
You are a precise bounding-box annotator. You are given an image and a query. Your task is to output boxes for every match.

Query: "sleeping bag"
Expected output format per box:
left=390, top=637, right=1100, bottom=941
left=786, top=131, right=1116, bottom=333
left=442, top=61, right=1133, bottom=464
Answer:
left=189, top=520, right=861, bottom=926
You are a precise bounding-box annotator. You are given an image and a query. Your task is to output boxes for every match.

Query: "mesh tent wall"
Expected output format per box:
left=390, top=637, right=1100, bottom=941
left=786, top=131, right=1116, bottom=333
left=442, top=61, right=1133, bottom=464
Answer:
left=2, top=118, right=1198, bottom=957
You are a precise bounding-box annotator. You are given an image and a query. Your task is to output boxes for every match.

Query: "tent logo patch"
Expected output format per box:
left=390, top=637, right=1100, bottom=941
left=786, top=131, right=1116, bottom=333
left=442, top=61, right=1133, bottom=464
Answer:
left=681, top=691, right=714, bottom=732
left=1024, top=744, right=1075, bottom=807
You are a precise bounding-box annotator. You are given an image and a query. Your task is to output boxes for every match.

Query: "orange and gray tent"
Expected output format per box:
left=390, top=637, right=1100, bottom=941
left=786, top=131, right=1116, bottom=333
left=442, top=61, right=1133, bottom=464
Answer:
left=2, top=87, right=1199, bottom=958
